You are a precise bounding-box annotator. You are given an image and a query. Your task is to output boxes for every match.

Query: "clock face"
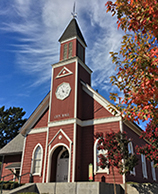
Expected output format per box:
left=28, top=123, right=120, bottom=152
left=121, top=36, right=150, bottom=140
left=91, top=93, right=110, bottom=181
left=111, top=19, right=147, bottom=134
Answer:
left=55, top=82, right=71, bottom=100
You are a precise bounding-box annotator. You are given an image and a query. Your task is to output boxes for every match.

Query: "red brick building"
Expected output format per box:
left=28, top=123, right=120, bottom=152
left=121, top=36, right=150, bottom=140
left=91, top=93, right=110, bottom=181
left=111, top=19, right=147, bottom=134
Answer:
left=0, top=18, right=157, bottom=184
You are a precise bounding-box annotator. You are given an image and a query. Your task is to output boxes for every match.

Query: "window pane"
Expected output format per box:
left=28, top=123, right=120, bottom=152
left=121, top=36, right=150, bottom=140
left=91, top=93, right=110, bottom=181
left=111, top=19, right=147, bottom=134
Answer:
left=35, top=146, right=41, bottom=159
left=33, top=146, right=42, bottom=174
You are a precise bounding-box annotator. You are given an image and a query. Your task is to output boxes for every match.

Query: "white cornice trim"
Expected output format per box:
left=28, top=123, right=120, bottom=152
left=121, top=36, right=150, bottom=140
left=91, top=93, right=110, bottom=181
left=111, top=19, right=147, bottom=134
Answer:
left=81, top=116, right=122, bottom=126
left=26, top=117, right=121, bottom=135
left=48, top=118, right=76, bottom=127
left=52, top=58, right=78, bottom=68
left=28, top=127, right=47, bottom=134
left=52, top=57, right=92, bottom=75
left=81, top=81, right=120, bottom=116
left=48, top=116, right=121, bottom=128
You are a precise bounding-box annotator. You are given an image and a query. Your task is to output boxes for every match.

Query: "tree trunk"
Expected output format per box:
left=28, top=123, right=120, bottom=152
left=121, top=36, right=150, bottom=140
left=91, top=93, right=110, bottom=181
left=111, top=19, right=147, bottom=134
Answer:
left=112, top=166, right=117, bottom=194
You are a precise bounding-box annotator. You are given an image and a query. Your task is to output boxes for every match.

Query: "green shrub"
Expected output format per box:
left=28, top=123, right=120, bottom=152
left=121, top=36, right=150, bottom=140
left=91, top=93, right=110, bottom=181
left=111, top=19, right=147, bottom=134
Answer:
left=4, top=182, right=10, bottom=190
left=10, top=182, right=19, bottom=189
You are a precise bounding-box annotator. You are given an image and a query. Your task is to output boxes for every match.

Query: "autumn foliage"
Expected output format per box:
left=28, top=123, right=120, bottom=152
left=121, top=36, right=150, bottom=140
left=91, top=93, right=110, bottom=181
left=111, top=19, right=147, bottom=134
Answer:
left=105, top=0, right=158, bottom=124
left=96, top=131, right=138, bottom=194
left=105, top=0, right=158, bottom=167
left=137, top=121, right=158, bottom=167
left=96, top=131, right=138, bottom=175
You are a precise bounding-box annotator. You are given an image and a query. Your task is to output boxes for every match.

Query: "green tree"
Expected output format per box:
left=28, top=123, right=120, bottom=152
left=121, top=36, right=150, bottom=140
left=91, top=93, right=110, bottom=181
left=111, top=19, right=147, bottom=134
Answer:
left=0, top=106, right=27, bottom=148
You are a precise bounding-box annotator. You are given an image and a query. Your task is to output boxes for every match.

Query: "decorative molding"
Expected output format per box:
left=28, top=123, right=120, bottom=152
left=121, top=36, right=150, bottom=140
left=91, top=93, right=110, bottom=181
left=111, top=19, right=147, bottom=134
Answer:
left=56, top=66, right=73, bottom=79
left=48, top=128, right=72, bottom=146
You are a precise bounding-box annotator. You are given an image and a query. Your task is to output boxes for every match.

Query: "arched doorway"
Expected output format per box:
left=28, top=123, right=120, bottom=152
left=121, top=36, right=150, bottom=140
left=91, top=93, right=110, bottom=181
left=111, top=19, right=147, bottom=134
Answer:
left=50, top=146, right=69, bottom=182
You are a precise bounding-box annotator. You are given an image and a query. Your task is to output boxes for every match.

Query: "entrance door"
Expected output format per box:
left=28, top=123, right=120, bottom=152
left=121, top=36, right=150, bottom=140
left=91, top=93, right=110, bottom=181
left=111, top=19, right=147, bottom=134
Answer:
left=56, top=149, right=69, bottom=182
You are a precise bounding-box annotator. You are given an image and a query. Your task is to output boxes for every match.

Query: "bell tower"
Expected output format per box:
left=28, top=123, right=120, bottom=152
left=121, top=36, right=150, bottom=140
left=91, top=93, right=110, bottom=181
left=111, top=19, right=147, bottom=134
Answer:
left=48, top=18, right=92, bottom=123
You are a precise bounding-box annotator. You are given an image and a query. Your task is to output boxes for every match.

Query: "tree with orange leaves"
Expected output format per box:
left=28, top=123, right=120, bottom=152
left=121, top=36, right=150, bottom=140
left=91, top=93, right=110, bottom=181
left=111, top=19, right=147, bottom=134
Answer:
left=106, top=0, right=158, bottom=124
left=105, top=0, right=158, bottom=167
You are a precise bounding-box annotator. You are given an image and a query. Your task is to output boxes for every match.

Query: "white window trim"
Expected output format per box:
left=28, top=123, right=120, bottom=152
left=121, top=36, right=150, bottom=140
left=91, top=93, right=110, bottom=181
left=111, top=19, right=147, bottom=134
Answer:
left=141, top=154, right=148, bottom=179
left=151, top=161, right=156, bottom=181
left=94, top=139, right=109, bottom=175
left=31, top=143, right=43, bottom=177
left=128, top=141, right=136, bottom=176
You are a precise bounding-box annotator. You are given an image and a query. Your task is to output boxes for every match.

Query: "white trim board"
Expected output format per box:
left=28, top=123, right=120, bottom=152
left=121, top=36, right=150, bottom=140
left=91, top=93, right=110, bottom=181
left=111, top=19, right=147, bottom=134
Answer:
left=28, top=127, right=47, bottom=134
left=52, top=57, right=92, bottom=75
left=48, top=116, right=122, bottom=128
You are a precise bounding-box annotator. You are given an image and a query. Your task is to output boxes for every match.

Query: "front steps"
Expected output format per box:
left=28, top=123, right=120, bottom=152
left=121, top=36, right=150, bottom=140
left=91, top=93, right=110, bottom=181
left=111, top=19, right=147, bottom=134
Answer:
left=9, top=182, right=123, bottom=194
left=8, top=182, right=158, bottom=194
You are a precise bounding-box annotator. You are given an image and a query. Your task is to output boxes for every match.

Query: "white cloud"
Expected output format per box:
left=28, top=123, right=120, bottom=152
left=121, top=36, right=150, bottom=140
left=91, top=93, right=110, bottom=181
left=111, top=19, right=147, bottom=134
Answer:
left=0, top=0, right=123, bottom=93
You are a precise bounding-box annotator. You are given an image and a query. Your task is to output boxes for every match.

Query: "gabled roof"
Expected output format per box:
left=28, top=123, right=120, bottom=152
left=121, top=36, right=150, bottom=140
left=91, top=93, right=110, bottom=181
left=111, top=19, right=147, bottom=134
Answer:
left=20, top=92, right=50, bottom=135
left=81, top=81, right=144, bottom=135
left=0, top=134, right=24, bottom=156
left=59, top=18, right=87, bottom=46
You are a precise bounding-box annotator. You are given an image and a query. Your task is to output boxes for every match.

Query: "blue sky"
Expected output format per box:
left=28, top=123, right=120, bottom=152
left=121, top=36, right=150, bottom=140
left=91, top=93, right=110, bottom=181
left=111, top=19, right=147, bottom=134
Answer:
left=0, top=0, right=125, bottom=121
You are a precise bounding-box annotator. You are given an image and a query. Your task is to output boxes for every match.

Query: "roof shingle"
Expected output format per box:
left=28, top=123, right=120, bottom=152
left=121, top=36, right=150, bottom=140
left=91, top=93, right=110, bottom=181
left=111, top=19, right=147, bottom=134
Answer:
left=0, top=134, right=24, bottom=155
left=59, top=18, right=87, bottom=46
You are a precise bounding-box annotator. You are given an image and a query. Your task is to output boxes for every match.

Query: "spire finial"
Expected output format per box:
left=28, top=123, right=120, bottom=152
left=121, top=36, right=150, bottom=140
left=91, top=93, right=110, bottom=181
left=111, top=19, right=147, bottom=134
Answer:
left=71, top=2, right=77, bottom=18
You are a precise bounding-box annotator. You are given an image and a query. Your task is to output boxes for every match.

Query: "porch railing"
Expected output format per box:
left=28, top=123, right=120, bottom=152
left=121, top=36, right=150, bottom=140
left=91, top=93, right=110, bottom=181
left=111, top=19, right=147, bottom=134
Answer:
left=0, top=172, right=32, bottom=194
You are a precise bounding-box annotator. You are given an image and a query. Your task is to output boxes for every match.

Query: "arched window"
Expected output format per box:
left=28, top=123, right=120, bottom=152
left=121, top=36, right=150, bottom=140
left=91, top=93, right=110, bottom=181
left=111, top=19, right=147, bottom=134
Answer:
left=94, top=139, right=109, bottom=175
left=32, top=144, right=43, bottom=176
left=128, top=141, right=136, bottom=175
